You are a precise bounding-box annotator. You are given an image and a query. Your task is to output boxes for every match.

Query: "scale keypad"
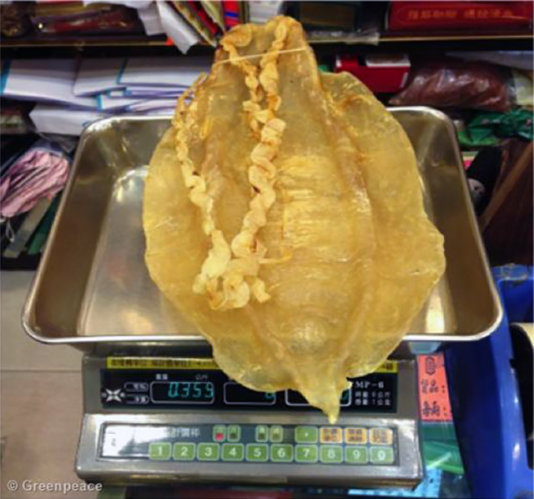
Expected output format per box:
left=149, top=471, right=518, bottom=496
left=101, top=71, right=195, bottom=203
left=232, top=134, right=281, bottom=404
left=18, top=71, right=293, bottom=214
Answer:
left=103, top=424, right=397, bottom=465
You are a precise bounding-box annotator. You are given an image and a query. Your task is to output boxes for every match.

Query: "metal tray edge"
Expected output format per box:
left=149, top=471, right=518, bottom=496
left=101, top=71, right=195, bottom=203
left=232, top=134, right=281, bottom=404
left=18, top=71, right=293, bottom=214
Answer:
left=21, top=119, right=99, bottom=346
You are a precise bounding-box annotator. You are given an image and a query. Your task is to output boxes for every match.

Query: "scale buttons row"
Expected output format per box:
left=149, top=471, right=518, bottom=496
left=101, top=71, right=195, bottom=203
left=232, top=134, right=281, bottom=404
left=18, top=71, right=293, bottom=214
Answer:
left=296, top=426, right=394, bottom=445
left=211, top=425, right=394, bottom=445
left=149, top=442, right=395, bottom=465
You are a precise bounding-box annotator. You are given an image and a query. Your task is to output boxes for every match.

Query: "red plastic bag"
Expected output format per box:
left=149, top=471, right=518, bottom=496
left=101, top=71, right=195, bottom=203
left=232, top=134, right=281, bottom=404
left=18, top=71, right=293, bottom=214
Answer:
left=390, top=61, right=513, bottom=112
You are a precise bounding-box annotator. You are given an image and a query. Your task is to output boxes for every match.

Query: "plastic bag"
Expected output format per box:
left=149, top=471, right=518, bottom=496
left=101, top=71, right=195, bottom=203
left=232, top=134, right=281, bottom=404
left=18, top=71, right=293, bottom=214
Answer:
left=458, top=108, right=533, bottom=147
left=0, top=140, right=69, bottom=219
left=390, top=61, right=513, bottom=112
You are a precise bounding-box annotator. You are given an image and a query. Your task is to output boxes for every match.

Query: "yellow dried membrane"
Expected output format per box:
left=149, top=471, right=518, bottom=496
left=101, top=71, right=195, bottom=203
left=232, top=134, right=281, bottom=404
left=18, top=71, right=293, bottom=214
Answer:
left=143, top=16, right=445, bottom=422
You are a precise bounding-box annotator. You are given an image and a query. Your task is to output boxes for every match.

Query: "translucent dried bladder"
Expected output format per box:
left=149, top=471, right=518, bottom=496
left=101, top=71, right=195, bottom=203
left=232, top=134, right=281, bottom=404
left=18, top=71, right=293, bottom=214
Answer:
left=143, top=16, right=445, bottom=422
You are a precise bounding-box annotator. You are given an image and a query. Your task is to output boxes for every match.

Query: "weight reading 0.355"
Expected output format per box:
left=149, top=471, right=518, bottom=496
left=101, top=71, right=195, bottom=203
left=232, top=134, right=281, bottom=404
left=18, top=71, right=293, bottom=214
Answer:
left=150, top=381, right=215, bottom=404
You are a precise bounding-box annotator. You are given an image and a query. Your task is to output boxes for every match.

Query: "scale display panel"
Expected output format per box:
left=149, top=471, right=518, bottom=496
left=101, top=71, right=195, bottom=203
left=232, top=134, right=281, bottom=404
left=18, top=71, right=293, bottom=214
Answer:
left=100, top=357, right=398, bottom=412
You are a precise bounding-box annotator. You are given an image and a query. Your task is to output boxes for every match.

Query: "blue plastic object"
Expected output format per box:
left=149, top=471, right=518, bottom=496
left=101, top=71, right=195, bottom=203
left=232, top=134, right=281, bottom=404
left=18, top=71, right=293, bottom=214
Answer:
left=446, top=265, right=533, bottom=499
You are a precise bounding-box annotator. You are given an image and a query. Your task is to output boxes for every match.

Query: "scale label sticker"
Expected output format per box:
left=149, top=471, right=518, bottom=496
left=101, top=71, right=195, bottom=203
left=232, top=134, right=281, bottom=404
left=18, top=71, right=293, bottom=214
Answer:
left=106, top=357, right=396, bottom=372
left=106, top=357, right=218, bottom=370
left=417, top=353, right=452, bottom=422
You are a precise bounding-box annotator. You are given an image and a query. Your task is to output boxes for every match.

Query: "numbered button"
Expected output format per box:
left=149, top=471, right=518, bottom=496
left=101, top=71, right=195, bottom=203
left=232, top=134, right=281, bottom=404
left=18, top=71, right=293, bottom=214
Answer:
left=271, top=444, right=293, bottom=462
left=197, top=443, right=219, bottom=461
left=246, top=444, right=268, bottom=462
left=320, top=445, right=343, bottom=464
left=370, top=446, right=395, bottom=465
left=295, top=444, right=318, bottom=463
left=173, top=443, right=195, bottom=461
left=149, top=442, right=171, bottom=461
left=295, top=426, right=318, bottom=444
left=222, top=443, right=244, bottom=461
left=345, top=446, right=368, bottom=464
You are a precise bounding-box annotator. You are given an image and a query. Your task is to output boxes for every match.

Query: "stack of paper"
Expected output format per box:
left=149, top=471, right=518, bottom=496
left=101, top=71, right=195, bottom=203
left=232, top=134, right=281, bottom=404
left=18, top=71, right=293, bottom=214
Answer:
left=1, top=59, right=97, bottom=108
left=73, top=58, right=125, bottom=97
left=119, top=56, right=209, bottom=88
left=28, top=105, right=108, bottom=136
left=0, top=56, right=210, bottom=135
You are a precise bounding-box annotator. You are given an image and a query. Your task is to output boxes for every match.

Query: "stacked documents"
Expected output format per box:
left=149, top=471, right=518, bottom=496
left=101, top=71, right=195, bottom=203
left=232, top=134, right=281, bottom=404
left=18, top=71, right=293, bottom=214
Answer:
left=0, top=56, right=210, bottom=135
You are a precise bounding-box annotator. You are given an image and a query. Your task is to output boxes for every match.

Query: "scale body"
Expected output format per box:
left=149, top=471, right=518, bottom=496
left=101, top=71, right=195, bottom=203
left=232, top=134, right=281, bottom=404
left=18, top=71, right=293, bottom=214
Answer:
left=21, top=112, right=503, bottom=492
left=77, top=354, right=422, bottom=488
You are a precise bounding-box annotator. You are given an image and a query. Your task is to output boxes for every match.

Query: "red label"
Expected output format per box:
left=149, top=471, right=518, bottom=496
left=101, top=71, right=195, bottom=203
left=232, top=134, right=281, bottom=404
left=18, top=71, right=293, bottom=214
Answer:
left=417, top=353, right=453, bottom=422
left=389, top=1, right=532, bottom=30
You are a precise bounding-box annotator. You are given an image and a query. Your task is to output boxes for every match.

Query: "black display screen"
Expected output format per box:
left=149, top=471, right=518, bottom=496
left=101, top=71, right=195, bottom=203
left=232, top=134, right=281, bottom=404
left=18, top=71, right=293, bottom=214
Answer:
left=286, top=389, right=351, bottom=407
left=101, top=367, right=397, bottom=413
left=151, top=381, right=215, bottom=404
left=224, top=382, right=276, bottom=405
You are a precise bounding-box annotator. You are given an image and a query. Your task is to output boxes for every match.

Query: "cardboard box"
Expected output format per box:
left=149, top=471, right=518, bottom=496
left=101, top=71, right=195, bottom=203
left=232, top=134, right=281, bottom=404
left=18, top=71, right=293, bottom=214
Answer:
left=336, top=54, right=410, bottom=94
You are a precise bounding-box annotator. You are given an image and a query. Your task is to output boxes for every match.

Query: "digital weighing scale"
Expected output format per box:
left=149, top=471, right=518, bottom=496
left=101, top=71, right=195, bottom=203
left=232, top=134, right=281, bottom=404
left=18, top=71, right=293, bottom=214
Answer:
left=22, top=110, right=502, bottom=491
left=78, top=355, right=419, bottom=487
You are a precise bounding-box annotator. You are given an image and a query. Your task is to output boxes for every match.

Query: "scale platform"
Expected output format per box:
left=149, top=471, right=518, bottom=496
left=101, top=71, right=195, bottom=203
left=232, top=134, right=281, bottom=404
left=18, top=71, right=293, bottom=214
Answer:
left=77, top=356, right=421, bottom=488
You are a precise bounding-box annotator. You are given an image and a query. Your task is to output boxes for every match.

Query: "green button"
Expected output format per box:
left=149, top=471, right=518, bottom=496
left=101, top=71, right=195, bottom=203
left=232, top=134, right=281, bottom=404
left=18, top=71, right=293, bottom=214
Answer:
left=213, top=425, right=226, bottom=442
left=345, top=446, right=368, bottom=464
left=271, top=444, right=293, bottom=462
left=227, top=425, right=241, bottom=442
left=246, top=444, right=268, bottom=462
left=270, top=425, right=284, bottom=443
left=197, top=443, right=220, bottom=461
left=173, top=442, right=195, bottom=461
left=295, top=426, right=318, bottom=444
left=370, top=446, right=394, bottom=464
left=149, top=442, right=171, bottom=461
left=295, top=444, right=318, bottom=463
left=222, top=443, right=244, bottom=461
left=320, top=445, right=343, bottom=464
left=255, top=425, right=269, bottom=442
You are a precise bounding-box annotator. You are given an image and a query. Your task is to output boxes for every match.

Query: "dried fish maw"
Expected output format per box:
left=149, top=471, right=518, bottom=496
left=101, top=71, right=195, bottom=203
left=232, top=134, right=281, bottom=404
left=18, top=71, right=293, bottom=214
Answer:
left=321, top=71, right=446, bottom=376
left=143, top=16, right=445, bottom=422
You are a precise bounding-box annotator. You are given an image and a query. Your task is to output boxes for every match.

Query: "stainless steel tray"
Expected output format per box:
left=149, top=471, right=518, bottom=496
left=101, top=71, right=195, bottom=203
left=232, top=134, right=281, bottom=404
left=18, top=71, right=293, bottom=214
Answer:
left=23, top=109, right=502, bottom=351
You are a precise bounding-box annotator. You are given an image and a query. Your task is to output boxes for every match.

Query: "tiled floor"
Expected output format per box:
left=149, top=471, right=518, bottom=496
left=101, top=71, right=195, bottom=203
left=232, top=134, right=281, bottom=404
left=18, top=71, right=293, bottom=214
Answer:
left=1, top=271, right=94, bottom=499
